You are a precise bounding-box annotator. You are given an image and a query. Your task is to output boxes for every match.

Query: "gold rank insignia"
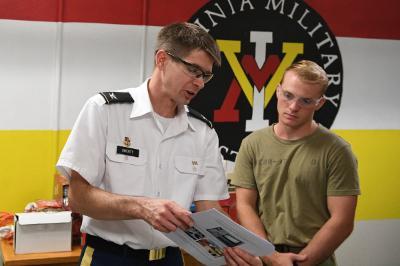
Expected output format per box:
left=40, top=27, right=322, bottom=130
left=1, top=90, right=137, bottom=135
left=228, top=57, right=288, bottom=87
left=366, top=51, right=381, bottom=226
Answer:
left=192, top=160, right=198, bottom=171
left=123, top=137, right=131, bottom=147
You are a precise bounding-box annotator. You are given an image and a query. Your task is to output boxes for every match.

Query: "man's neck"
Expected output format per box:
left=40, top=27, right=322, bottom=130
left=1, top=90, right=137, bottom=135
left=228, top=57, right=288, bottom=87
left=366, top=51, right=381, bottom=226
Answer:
left=148, top=78, right=177, bottom=118
left=151, top=98, right=177, bottom=118
left=274, top=121, right=318, bottom=140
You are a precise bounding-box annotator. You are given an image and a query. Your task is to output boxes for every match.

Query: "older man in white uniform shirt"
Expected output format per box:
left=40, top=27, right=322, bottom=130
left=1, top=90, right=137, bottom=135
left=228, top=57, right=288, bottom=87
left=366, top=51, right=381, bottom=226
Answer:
left=56, top=22, right=263, bottom=266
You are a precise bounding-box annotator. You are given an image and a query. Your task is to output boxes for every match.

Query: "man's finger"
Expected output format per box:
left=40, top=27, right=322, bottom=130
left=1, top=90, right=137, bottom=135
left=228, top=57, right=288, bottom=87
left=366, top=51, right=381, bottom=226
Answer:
left=169, top=205, right=194, bottom=228
left=224, top=248, right=238, bottom=266
left=225, top=247, right=253, bottom=266
left=292, top=253, right=307, bottom=262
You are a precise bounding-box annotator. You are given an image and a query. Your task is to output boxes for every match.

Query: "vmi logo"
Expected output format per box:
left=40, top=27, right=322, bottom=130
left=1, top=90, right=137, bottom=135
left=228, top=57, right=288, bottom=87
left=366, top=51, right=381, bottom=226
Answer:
left=189, top=0, right=343, bottom=161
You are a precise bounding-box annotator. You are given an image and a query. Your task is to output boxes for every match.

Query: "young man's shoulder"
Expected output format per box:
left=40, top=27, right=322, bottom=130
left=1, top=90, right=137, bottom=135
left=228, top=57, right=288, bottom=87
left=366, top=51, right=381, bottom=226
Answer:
left=317, top=125, right=351, bottom=148
left=239, top=127, right=272, bottom=147
left=246, top=126, right=271, bottom=139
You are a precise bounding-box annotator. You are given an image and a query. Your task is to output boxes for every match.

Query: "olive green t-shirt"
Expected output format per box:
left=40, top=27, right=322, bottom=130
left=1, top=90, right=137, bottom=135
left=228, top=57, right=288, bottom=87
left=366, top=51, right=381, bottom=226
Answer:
left=231, top=125, right=360, bottom=247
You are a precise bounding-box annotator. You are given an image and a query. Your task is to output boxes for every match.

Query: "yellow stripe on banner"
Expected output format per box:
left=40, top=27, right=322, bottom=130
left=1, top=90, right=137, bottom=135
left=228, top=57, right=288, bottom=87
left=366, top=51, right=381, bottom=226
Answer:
left=333, top=130, right=400, bottom=221
left=0, top=129, right=399, bottom=221
left=0, top=130, right=70, bottom=212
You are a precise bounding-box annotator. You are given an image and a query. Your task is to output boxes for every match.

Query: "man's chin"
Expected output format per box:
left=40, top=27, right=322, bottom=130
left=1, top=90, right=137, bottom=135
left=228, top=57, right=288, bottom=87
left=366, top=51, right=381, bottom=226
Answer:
left=281, top=116, right=296, bottom=124
left=182, top=97, right=193, bottom=105
left=281, top=119, right=300, bottom=129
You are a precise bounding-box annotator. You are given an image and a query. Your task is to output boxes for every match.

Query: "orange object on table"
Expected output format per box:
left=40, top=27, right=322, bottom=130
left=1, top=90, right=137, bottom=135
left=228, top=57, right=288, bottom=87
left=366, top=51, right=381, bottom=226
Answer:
left=0, top=212, right=14, bottom=227
left=1, top=239, right=81, bottom=266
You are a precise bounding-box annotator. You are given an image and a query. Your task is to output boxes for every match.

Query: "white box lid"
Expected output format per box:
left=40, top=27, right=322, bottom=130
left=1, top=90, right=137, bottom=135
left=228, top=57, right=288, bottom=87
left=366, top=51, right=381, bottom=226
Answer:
left=15, top=211, right=72, bottom=225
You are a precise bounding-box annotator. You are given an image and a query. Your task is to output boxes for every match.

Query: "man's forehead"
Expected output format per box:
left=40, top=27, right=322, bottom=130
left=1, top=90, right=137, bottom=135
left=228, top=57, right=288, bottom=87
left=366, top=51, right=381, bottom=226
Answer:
left=280, top=80, right=323, bottom=97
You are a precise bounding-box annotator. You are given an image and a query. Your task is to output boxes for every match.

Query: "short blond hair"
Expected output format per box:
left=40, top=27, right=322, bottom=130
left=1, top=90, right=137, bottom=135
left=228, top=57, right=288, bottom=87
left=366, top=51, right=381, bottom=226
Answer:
left=282, top=60, right=328, bottom=94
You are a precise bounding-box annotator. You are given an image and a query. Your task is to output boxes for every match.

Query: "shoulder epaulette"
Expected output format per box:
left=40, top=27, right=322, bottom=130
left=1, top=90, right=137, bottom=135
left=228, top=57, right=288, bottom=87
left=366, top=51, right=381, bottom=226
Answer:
left=187, top=106, right=213, bottom=129
left=99, top=92, right=134, bottom=104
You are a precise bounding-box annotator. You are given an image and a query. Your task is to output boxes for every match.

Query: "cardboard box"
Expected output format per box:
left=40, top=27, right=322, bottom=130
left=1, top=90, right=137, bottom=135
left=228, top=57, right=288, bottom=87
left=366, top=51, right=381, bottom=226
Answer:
left=14, top=211, right=72, bottom=254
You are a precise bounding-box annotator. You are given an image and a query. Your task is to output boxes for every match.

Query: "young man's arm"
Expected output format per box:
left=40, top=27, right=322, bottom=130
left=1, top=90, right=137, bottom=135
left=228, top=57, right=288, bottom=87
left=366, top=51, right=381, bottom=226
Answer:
left=235, top=187, right=269, bottom=239
left=194, top=200, right=224, bottom=212
left=298, top=195, right=357, bottom=266
left=235, top=187, right=306, bottom=266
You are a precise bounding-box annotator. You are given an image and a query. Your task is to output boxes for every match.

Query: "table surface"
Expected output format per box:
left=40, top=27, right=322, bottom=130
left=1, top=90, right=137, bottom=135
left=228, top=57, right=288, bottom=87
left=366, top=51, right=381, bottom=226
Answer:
left=0, top=239, right=81, bottom=266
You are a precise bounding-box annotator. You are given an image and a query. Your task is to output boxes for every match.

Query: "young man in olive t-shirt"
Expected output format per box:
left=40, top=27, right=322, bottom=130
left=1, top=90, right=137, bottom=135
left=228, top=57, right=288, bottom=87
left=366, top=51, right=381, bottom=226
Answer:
left=231, top=60, right=360, bottom=266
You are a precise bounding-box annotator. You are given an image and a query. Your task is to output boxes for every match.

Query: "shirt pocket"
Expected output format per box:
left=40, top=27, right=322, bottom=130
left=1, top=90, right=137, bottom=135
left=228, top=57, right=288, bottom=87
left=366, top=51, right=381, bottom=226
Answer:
left=173, top=156, right=204, bottom=201
left=174, top=155, right=204, bottom=176
left=104, top=141, right=148, bottom=196
left=106, top=142, right=147, bottom=165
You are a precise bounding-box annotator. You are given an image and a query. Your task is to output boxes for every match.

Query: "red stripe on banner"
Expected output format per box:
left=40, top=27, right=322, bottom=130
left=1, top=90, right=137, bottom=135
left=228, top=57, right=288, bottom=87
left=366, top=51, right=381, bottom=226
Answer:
left=0, top=0, right=207, bottom=24
left=305, top=0, right=400, bottom=40
left=0, top=0, right=60, bottom=22
left=0, top=0, right=399, bottom=40
left=66, top=0, right=209, bottom=25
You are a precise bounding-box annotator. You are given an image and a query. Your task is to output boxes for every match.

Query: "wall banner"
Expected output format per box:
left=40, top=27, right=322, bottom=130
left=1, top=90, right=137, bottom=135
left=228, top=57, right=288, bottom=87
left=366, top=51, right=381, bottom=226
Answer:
left=189, top=0, right=343, bottom=162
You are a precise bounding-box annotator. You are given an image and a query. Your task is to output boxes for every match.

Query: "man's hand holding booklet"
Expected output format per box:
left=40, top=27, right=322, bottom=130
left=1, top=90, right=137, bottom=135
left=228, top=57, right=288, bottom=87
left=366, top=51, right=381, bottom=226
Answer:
left=163, top=208, right=275, bottom=266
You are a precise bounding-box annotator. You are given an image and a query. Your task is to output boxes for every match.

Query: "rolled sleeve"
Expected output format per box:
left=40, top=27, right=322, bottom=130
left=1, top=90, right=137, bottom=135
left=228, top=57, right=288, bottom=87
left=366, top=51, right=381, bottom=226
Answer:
left=193, top=128, right=229, bottom=201
left=56, top=96, right=107, bottom=186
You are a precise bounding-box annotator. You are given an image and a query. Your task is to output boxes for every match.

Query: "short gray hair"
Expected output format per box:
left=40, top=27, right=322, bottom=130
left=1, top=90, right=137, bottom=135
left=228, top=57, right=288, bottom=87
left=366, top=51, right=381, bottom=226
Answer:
left=155, top=22, right=221, bottom=66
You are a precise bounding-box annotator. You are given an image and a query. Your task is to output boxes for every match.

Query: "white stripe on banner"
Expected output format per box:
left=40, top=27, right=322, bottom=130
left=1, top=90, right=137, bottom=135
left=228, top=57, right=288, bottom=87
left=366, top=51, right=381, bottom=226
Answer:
left=0, top=20, right=59, bottom=130
left=58, top=23, right=160, bottom=130
left=333, top=37, right=400, bottom=130
left=336, top=219, right=400, bottom=266
left=1, top=20, right=399, bottom=130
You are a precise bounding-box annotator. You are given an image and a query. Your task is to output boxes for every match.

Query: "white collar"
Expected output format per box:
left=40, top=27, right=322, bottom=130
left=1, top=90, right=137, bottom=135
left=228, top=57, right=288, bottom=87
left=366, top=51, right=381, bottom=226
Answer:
left=128, top=79, right=196, bottom=131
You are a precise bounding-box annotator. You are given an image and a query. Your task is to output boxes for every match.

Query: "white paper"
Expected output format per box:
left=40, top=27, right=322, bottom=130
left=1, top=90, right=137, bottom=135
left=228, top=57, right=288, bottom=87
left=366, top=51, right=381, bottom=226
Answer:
left=163, top=208, right=275, bottom=266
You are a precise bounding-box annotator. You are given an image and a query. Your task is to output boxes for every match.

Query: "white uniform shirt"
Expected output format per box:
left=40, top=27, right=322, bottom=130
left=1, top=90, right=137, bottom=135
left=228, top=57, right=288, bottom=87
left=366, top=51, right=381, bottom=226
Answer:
left=57, top=79, right=229, bottom=249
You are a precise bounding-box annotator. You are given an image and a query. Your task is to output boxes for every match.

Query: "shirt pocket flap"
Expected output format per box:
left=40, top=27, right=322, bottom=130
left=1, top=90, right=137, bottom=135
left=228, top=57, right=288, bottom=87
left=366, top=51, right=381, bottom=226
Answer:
left=174, top=156, right=204, bottom=175
left=106, top=142, right=147, bottom=165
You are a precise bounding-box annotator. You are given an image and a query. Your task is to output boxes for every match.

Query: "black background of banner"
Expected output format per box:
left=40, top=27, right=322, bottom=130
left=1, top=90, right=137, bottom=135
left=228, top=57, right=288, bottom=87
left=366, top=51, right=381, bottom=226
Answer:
left=189, top=0, right=342, bottom=159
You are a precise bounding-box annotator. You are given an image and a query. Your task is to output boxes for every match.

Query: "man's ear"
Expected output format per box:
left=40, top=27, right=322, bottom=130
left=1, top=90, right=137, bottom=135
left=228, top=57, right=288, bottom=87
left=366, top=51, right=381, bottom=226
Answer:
left=315, top=97, right=326, bottom=111
left=155, top=50, right=167, bottom=68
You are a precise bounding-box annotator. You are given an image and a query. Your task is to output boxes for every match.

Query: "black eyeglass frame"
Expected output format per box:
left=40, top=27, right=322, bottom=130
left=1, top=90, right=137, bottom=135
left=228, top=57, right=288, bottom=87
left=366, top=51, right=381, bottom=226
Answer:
left=166, top=52, right=214, bottom=83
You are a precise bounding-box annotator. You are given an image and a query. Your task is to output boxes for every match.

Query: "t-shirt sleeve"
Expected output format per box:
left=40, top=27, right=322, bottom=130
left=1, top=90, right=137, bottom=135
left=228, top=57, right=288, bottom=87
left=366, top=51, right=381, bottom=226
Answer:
left=193, top=128, right=229, bottom=201
left=327, top=143, right=361, bottom=196
left=230, top=137, right=257, bottom=189
left=56, top=96, right=107, bottom=186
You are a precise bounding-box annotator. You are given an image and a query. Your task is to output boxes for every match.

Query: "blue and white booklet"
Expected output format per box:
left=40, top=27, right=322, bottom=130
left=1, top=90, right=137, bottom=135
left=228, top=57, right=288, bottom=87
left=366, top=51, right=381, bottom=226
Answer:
left=163, top=208, right=275, bottom=266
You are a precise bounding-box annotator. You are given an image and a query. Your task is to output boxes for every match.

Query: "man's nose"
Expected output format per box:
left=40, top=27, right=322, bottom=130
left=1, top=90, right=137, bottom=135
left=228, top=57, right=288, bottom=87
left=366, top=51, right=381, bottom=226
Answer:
left=193, top=76, right=205, bottom=89
left=288, top=99, right=301, bottom=110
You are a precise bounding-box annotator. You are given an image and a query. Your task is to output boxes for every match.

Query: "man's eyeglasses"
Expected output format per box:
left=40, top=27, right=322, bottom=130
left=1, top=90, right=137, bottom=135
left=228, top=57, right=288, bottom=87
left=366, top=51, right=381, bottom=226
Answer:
left=278, top=85, right=324, bottom=108
left=166, top=52, right=214, bottom=83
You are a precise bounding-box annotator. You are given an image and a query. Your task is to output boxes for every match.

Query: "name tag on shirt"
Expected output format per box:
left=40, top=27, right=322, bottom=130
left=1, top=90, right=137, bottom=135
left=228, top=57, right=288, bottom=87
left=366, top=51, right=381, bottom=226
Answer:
left=116, top=146, right=139, bottom=157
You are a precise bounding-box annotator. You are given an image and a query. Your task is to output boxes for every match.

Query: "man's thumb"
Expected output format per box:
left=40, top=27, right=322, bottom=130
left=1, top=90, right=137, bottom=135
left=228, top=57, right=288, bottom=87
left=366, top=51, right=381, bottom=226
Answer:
left=293, top=253, right=307, bottom=262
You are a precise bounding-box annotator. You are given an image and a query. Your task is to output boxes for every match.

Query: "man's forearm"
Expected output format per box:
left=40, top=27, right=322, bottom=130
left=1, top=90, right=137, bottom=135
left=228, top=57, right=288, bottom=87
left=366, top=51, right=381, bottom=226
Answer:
left=299, top=195, right=357, bottom=265
left=69, top=171, right=195, bottom=233
left=69, top=172, right=148, bottom=220
left=237, top=204, right=268, bottom=239
left=195, top=200, right=224, bottom=213
left=298, top=217, right=354, bottom=266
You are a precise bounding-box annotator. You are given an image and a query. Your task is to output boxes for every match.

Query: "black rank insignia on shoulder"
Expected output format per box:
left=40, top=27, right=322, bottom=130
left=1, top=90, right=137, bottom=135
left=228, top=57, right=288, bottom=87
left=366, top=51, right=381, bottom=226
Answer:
left=99, top=92, right=134, bottom=104
left=188, top=106, right=213, bottom=129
